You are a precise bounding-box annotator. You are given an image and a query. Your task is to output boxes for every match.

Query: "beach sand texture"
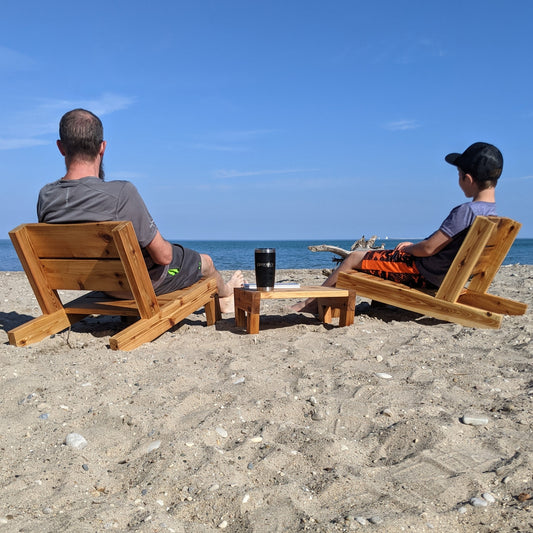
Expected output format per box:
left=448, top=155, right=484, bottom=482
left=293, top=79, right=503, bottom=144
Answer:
left=0, top=266, right=532, bottom=532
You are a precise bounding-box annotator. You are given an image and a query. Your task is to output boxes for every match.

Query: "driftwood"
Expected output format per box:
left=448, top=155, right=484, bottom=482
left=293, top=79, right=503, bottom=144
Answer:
left=308, top=244, right=351, bottom=258
left=309, top=235, right=385, bottom=276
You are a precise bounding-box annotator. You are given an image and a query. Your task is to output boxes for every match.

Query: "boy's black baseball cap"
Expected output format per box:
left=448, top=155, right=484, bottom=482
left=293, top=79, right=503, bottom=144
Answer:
left=445, top=142, right=503, bottom=181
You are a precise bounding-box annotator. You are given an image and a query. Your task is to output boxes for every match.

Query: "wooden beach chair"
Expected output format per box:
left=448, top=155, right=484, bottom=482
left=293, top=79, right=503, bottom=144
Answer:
left=8, top=222, right=220, bottom=351
left=335, top=216, right=527, bottom=329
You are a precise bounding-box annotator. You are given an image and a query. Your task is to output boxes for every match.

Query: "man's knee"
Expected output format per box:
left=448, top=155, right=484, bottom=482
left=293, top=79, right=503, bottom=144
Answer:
left=200, top=254, right=216, bottom=276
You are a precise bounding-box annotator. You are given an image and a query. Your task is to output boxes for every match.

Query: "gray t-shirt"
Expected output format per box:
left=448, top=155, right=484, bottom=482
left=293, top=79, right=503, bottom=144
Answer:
left=415, top=201, right=497, bottom=286
left=37, top=176, right=165, bottom=281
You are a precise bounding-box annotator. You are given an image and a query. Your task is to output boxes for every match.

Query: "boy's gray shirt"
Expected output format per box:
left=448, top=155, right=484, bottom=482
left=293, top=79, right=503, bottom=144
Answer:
left=415, top=200, right=497, bottom=286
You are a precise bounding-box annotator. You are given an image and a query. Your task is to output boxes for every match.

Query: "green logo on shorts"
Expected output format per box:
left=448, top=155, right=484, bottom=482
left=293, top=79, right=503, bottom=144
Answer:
left=168, top=268, right=180, bottom=276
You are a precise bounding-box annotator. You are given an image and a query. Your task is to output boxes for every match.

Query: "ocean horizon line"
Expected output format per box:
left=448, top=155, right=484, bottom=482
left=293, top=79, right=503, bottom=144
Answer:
left=1, top=237, right=532, bottom=272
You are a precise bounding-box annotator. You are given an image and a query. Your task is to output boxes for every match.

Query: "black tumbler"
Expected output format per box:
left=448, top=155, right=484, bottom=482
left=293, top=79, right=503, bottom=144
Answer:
left=255, top=248, right=276, bottom=291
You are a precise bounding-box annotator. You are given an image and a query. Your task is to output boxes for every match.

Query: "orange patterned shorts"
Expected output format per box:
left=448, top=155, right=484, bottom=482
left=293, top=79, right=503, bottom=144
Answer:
left=361, top=249, right=435, bottom=288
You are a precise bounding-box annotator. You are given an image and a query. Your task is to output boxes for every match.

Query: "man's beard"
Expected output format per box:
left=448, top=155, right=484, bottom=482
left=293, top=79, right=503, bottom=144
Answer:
left=99, top=156, right=105, bottom=179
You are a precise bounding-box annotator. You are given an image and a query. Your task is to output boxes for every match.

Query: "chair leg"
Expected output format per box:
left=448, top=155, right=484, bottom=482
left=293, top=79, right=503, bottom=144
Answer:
left=109, top=287, right=220, bottom=350
left=8, top=310, right=88, bottom=347
left=339, top=291, right=356, bottom=327
left=205, top=296, right=221, bottom=325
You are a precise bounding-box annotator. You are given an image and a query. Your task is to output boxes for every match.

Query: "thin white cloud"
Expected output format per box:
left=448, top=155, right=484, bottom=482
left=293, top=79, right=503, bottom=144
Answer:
left=0, top=93, right=135, bottom=151
left=418, top=38, right=446, bottom=58
left=37, top=93, right=136, bottom=117
left=106, top=170, right=147, bottom=180
left=369, top=37, right=446, bottom=65
left=191, top=175, right=351, bottom=193
left=185, top=142, right=248, bottom=152
left=0, top=46, right=35, bottom=71
left=0, top=138, right=49, bottom=150
left=213, top=129, right=278, bottom=141
left=214, top=168, right=319, bottom=179
left=506, top=175, right=533, bottom=182
left=79, top=94, right=136, bottom=116
left=383, top=119, right=420, bottom=131
left=185, top=128, right=278, bottom=152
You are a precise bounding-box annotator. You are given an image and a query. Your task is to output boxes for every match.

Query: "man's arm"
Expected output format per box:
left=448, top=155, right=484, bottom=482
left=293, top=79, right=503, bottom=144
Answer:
left=395, top=229, right=451, bottom=257
left=146, top=231, right=173, bottom=265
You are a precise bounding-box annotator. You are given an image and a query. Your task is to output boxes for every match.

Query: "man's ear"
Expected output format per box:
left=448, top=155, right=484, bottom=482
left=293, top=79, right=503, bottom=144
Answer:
left=99, top=140, right=106, bottom=155
left=56, top=140, right=66, bottom=156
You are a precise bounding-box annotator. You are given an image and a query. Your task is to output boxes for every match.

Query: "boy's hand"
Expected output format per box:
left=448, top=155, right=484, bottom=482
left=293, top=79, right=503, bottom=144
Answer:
left=394, top=241, right=413, bottom=251
left=395, top=231, right=451, bottom=257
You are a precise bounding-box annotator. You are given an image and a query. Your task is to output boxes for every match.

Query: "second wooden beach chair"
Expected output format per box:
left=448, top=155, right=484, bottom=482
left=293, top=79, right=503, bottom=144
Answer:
left=335, top=216, right=527, bottom=329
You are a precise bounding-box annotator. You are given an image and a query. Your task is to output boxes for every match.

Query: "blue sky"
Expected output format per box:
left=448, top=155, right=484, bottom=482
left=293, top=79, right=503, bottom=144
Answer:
left=1, top=0, right=532, bottom=240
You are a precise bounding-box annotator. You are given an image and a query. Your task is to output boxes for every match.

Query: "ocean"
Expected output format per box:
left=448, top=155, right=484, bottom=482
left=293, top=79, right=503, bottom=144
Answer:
left=1, top=238, right=532, bottom=272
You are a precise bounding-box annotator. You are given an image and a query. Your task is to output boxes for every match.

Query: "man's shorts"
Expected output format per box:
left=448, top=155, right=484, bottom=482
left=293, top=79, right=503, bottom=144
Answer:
left=153, top=244, right=203, bottom=295
left=360, top=249, right=435, bottom=289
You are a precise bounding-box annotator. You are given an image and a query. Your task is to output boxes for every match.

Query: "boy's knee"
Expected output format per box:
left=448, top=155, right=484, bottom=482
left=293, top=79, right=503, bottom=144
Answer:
left=344, top=250, right=365, bottom=270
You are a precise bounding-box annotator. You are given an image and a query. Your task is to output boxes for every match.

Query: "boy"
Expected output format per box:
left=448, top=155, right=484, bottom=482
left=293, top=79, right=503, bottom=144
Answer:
left=292, top=142, right=503, bottom=313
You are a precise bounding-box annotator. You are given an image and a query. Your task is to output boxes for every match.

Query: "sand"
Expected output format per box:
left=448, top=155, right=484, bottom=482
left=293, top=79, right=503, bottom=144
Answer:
left=0, top=266, right=532, bottom=532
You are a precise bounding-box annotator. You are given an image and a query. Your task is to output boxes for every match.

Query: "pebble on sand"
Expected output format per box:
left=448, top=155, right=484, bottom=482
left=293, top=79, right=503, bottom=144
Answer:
left=311, top=408, right=326, bottom=421
left=146, top=441, right=161, bottom=453
left=461, top=414, right=489, bottom=426
left=65, top=433, right=88, bottom=450
left=470, top=497, right=488, bottom=507
left=216, top=427, right=228, bottom=438
left=482, top=492, right=496, bottom=503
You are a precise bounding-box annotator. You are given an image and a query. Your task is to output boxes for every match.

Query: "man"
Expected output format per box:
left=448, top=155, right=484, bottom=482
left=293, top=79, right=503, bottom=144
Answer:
left=37, top=108, right=243, bottom=312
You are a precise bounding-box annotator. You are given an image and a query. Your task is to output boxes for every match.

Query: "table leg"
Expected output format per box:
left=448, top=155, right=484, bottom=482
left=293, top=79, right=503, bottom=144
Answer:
left=317, top=291, right=356, bottom=327
left=234, top=289, right=262, bottom=334
left=317, top=300, right=333, bottom=324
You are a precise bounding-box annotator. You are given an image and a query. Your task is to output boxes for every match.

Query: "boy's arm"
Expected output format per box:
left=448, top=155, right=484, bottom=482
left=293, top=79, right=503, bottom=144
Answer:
left=395, top=230, right=451, bottom=257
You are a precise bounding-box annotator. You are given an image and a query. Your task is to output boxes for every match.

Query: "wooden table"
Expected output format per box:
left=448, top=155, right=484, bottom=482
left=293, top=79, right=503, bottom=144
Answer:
left=234, top=286, right=356, bottom=334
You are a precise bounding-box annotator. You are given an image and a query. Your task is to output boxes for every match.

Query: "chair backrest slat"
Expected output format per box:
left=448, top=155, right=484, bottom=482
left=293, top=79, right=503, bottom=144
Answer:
left=22, top=222, right=122, bottom=258
left=41, top=259, right=130, bottom=291
left=9, top=222, right=159, bottom=318
left=111, top=221, right=160, bottom=317
left=436, top=216, right=496, bottom=302
left=467, top=217, right=521, bottom=293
